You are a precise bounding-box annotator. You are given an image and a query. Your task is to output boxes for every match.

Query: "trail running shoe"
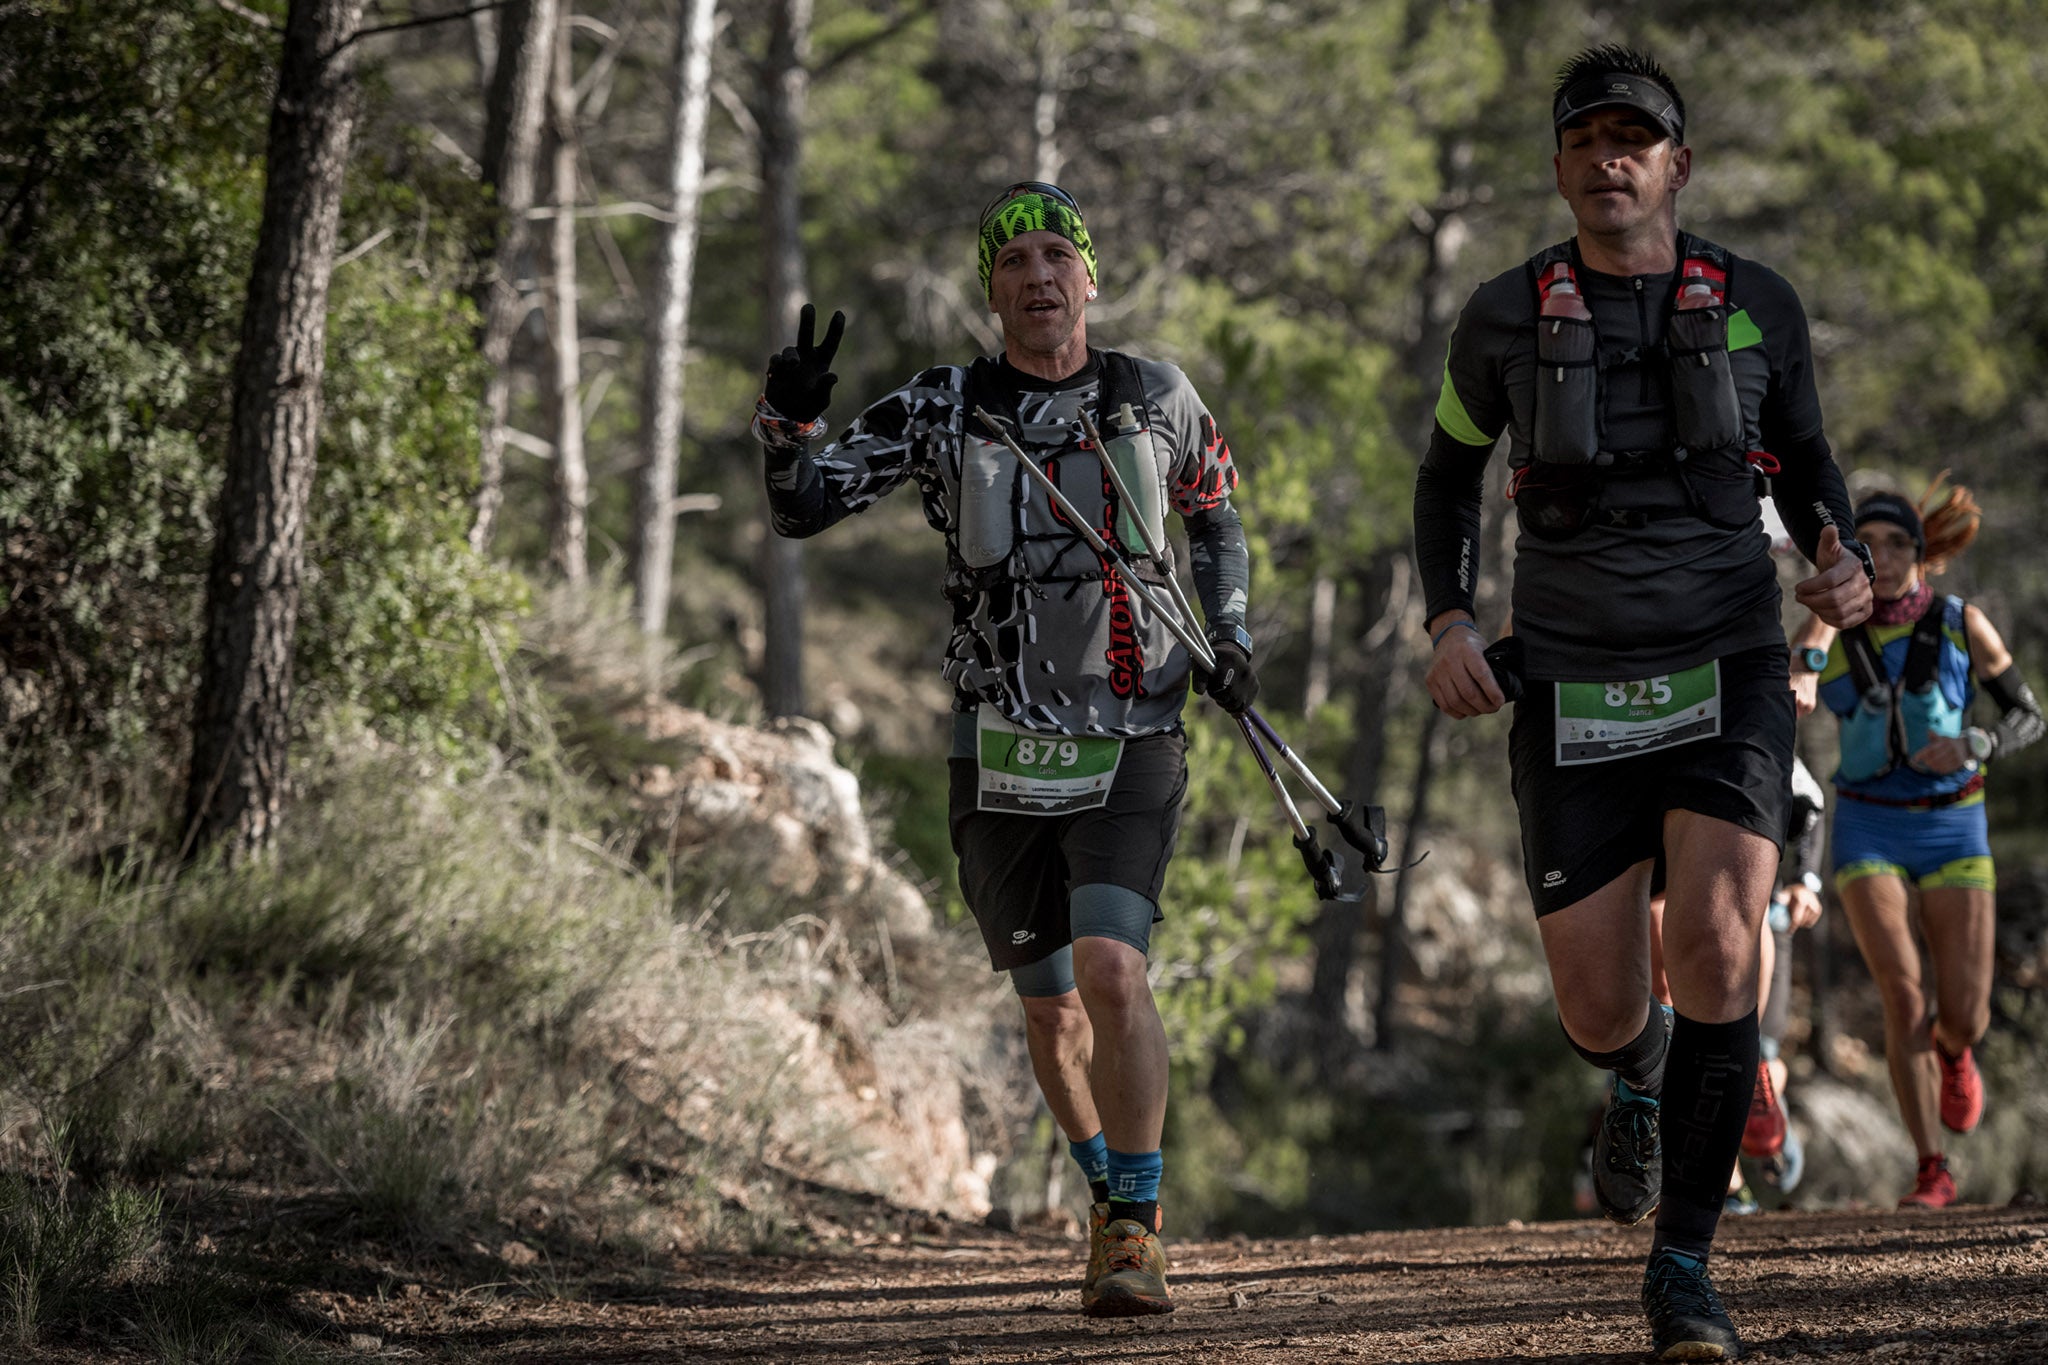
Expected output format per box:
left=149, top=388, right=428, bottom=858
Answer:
left=1898, top=1154, right=1957, bottom=1209
left=1642, top=1248, right=1742, bottom=1360
left=1724, top=1181, right=1759, bottom=1216
left=1758, top=1123, right=1804, bottom=1193
left=1740, top=1060, right=1786, bottom=1158
left=1081, top=1209, right=1172, bottom=1317
left=1933, top=1028, right=1984, bottom=1133
left=1594, top=1077, right=1662, bottom=1226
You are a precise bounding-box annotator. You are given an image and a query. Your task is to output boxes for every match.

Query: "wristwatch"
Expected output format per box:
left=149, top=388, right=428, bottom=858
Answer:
left=1964, top=727, right=1994, bottom=762
left=1843, top=536, right=1877, bottom=583
left=1207, top=623, right=1254, bottom=657
left=1792, top=645, right=1829, bottom=673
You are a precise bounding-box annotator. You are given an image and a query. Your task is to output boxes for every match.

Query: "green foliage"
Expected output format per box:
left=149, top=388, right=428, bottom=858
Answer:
left=0, top=0, right=273, bottom=777
left=1154, top=719, right=1326, bottom=1063
left=1166, top=1000, right=1595, bottom=1235
left=0, top=1173, right=160, bottom=1348
left=0, top=2, right=520, bottom=797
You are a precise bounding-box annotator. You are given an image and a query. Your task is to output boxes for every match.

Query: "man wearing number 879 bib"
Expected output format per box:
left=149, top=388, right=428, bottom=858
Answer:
left=1410, top=45, right=1872, bottom=1362
left=752, top=182, right=1252, bottom=1318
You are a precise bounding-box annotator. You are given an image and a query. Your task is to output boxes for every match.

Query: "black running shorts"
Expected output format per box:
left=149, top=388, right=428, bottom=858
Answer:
left=947, top=729, right=1187, bottom=972
left=1508, top=643, right=1794, bottom=917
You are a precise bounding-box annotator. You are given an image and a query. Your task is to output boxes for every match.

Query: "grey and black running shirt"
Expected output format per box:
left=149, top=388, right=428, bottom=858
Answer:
left=760, top=349, right=1242, bottom=737
left=1413, top=237, right=1855, bottom=682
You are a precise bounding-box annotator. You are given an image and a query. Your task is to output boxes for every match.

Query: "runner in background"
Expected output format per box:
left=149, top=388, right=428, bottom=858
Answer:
left=752, top=181, right=1254, bottom=1316
left=1793, top=476, right=2043, bottom=1208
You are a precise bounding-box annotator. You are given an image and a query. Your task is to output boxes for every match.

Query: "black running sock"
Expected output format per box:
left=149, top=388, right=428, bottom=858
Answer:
left=1564, top=1001, right=1670, bottom=1098
left=1652, top=1008, right=1761, bottom=1261
left=1106, top=1198, right=1158, bottom=1231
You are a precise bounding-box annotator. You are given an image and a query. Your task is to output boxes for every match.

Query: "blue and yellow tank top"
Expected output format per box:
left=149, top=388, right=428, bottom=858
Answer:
left=1818, top=596, right=1976, bottom=803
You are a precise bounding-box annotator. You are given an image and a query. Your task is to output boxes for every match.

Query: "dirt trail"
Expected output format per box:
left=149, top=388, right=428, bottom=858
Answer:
left=346, top=1204, right=2047, bottom=1362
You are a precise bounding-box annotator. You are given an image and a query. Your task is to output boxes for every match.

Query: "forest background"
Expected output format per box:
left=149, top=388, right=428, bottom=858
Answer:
left=3, top=0, right=2047, bottom=1356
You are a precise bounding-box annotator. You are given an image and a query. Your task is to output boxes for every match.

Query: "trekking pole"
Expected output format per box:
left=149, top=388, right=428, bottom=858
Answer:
left=1244, top=709, right=1389, bottom=869
left=1078, top=411, right=1389, bottom=870
left=1075, top=412, right=1214, bottom=669
left=1235, top=715, right=1351, bottom=903
left=976, top=407, right=1389, bottom=884
left=972, top=406, right=1219, bottom=673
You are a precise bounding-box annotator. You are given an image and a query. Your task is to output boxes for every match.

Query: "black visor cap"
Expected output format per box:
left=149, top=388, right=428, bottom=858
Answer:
left=1553, top=72, right=1684, bottom=145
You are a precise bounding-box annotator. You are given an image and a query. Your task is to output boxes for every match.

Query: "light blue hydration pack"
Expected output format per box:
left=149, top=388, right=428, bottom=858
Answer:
left=1832, top=595, right=1970, bottom=785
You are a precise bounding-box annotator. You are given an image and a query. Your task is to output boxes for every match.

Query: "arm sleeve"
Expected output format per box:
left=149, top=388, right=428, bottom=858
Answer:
left=1753, top=271, right=1856, bottom=562
left=1414, top=298, right=1510, bottom=626
left=1414, top=424, right=1495, bottom=626
left=1184, top=501, right=1248, bottom=636
left=1982, top=664, right=2046, bottom=759
left=1161, top=378, right=1238, bottom=516
left=754, top=370, right=956, bottom=539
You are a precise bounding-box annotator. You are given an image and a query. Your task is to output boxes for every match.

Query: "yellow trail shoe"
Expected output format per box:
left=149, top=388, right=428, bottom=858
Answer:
left=1081, top=1206, right=1173, bottom=1317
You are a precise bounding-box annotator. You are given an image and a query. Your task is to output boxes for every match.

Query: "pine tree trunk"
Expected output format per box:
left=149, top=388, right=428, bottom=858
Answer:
left=633, top=0, right=719, bottom=640
left=1305, top=550, right=1405, bottom=1060
left=757, top=0, right=812, bottom=718
left=469, top=0, right=558, bottom=553
left=184, top=0, right=365, bottom=858
left=1376, top=703, right=1442, bottom=1050
left=544, top=4, right=587, bottom=586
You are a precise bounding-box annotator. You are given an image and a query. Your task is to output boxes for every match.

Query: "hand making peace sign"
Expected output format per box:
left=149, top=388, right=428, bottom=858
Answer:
left=763, top=302, right=846, bottom=425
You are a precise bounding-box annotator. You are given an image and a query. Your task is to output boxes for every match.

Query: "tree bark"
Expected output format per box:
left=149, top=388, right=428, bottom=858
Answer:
left=1303, top=571, right=1336, bottom=713
left=184, top=0, right=365, bottom=858
left=469, top=0, right=558, bottom=554
left=1375, top=701, right=1442, bottom=1050
left=1305, top=550, right=1405, bottom=1059
left=544, top=3, right=587, bottom=586
left=633, top=0, right=719, bottom=641
left=757, top=0, right=812, bottom=718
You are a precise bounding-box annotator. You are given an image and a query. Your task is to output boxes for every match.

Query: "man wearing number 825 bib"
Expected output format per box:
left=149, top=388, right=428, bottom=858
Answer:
left=1410, top=44, right=1872, bottom=1362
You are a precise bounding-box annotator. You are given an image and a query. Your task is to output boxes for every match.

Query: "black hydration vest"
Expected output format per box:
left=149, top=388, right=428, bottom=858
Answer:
left=1512, top=232, right=1762, bottom=540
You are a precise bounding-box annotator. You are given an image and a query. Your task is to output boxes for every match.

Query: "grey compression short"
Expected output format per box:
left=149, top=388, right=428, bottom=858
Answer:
left=1008, top=882, right=1158, bottom=997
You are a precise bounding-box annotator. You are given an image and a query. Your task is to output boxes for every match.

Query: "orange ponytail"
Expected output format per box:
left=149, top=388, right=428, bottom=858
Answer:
left=1918, top=469, right=1981, bottom=576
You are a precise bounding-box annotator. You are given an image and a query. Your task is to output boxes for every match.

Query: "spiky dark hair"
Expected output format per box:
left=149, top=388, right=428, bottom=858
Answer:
left=1554, top=44, right=1685, bottom=133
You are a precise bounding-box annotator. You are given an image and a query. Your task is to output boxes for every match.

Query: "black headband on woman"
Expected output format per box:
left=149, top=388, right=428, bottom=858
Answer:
left=1854, top=492, right=1926, bottom=558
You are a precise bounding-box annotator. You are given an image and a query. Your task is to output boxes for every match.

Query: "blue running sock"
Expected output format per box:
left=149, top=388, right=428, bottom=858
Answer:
left=1106, top=1147, right=1163, bottom=1228
left=1070, top=1131, right=1110, bottom=1205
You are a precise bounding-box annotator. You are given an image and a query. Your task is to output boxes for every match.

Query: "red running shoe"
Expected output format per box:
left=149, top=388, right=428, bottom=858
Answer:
left=1742, top=1059, right=1786, bottom=1158
left=1933, top=1027, right=1984, bottom=1133
left=1898, top=1154, right=1956, bottom=1209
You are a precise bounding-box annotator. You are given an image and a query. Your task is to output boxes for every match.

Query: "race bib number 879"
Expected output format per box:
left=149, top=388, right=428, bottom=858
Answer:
left=977, top=711, right=1125, bottom=814
left=1555, top=660, right=1721, bottom=766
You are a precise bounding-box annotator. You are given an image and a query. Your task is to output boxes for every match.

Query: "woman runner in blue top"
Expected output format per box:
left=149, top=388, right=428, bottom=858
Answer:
left=1793, top=476, right=2043, bottom=1208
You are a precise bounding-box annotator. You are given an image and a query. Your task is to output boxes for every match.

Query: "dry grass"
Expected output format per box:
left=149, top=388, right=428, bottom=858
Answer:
left=0, top=580, right=998, bottom=1353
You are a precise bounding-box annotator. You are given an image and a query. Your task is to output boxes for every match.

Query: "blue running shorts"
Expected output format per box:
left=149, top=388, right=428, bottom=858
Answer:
left=1831, top=793, right=1994, bottom=892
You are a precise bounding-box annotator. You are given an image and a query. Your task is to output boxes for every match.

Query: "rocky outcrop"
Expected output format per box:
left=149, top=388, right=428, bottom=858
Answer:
left=624, top=704, right=933, bottom=944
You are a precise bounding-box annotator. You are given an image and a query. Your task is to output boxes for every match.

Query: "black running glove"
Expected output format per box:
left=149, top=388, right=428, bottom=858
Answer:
left=762, top=302, right=845, bottom=424
left=1197, top=635, right=1259, bottom=715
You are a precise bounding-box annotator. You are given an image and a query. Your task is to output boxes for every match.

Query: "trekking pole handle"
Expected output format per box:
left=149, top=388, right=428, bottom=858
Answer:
left=972, top=406, right=1217, bottom=671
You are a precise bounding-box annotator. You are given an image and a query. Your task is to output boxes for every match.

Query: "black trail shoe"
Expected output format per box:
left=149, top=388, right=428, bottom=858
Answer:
left=1642, top=1249, right=1742, bottom=1360
left=1594, top=1077, right=1662, bottom=1225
